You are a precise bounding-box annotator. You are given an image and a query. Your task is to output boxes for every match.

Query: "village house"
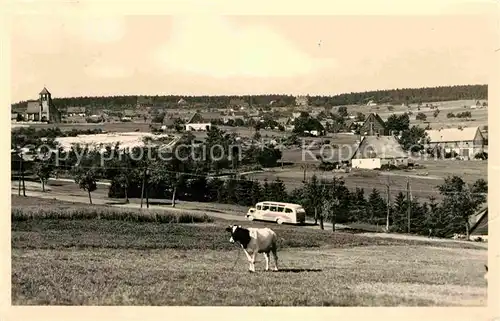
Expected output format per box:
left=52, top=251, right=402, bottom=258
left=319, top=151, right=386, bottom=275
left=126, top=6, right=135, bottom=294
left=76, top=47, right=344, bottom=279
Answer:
left=351, top=135, right=409, bottom=169
left=359, top=113, right=388, bottom=136
left=223, top=111, right=247, bottom=124
left=295, top=95, right=309, bottom=107
left=343, top=119, right=364, bottom=133
left=66, top=106, right=86, bottom=117
left=136, top=96, right=154, bottom=109
left=184, top=111, right=223, bottom=131
left=22, top=87, right=62, bottom=123
left=425, top=126, right=486, bottom=159
left=229, top=98, right=249, bottom=110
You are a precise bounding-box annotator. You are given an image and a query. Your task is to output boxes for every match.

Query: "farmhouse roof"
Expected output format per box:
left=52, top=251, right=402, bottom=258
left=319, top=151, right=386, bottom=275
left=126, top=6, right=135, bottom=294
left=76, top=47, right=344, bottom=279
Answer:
left=352, top=135, right=408, bottom=160
left=39, top=87, right=50, bottom=95
left=425, top=127, right=481, bottom=143
left=26, top=101, right=40, bottom=113
left=470, top=207, right=488, bottom=236
left=66, top=106, right=86, bottom=113
left=189, top=112, right=222, bottom=123
left=365, top=113, right=385, bottom=126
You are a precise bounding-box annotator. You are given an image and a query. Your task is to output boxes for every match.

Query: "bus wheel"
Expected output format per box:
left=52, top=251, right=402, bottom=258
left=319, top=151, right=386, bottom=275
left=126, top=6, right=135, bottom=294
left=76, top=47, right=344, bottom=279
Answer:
left=276, top=218, right=283, bottom=225
left=247, top=215, right=254, bottom=221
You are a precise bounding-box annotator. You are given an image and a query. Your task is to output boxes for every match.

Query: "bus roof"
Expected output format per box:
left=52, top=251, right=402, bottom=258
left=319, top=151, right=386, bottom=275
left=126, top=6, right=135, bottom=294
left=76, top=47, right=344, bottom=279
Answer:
left=256, top=201, right=304, bottom=209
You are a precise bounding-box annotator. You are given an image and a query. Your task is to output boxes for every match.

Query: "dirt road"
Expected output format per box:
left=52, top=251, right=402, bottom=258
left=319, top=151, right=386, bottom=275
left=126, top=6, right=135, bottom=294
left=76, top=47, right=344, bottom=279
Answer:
left=10, top=180, right=487, bottom=249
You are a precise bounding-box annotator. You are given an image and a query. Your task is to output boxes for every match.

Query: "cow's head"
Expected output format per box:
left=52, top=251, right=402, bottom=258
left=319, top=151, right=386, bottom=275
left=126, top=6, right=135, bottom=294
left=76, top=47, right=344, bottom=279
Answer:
left=225, top=225, right=251, bottom=248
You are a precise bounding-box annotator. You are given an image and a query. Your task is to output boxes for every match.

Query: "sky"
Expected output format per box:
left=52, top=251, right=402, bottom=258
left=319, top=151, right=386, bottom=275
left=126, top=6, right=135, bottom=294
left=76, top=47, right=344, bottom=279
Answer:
left=8, top=1, right=498, bottom=103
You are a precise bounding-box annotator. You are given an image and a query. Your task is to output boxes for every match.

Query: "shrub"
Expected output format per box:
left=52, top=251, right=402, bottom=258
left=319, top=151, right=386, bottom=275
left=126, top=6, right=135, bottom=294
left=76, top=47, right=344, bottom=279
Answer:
left=444, top=151, right=458, bottom=159
left=474, top=152, right=488, bottom=160
left=11, top=207, right=214, bottom=224
left=380, top=164, right=399, bottom=171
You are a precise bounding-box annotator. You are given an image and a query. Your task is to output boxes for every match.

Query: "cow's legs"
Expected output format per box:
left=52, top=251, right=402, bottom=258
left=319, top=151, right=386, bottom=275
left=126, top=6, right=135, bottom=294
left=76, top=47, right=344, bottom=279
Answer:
left=242, top=248, right=255, bottom=272
left=249, top=252, right=257, bottom=272
left=271, top=247, right=279, bottom=271
left=264, top=252, right=270, bottom=271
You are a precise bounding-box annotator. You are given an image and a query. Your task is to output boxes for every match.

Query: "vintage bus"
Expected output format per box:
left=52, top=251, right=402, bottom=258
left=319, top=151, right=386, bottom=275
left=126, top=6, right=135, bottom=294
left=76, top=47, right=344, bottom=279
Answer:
left=245, top=201, right=307, bottom=225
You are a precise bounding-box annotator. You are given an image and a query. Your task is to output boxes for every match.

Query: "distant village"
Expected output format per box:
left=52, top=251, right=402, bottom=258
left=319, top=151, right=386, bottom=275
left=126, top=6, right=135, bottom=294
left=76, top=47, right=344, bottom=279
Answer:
left=11, top=86, right=488, bottom=170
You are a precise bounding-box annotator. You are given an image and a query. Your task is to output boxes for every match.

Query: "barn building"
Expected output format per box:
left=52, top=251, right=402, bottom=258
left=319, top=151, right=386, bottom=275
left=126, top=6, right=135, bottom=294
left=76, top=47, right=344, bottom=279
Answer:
left=425, top=127, right=486, bottom=159
left=184, top=112, right=218, bottom=131
left=359, top=113, right=388, bottom=136
left=351, top=135, right=408, bottom=169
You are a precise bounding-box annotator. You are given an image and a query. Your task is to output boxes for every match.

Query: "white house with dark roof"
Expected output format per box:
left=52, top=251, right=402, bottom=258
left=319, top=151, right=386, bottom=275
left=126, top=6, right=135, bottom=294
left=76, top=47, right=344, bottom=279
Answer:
left=351, top=135, right=408, bottom=169
left=425, top=126, right=485, bottom=159
left=184, top=112, right=213, bottom=131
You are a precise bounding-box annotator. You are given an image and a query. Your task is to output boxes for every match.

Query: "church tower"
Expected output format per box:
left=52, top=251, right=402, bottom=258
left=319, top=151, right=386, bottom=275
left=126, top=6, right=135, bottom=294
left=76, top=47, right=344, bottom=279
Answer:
left=40, top=87, right=51, bottom=113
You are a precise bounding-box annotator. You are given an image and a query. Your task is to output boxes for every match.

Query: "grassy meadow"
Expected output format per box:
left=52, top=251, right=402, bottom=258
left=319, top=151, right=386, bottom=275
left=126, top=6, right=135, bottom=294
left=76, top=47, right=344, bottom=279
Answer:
left=11, top=196, right=487, bottom=306
left=245, top=159, right=487, bottom=201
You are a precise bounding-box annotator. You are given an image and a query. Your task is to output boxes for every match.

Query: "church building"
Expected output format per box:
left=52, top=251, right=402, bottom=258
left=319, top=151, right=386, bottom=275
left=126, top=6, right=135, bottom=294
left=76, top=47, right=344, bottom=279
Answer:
left=24, top=87, right=61, bottom=123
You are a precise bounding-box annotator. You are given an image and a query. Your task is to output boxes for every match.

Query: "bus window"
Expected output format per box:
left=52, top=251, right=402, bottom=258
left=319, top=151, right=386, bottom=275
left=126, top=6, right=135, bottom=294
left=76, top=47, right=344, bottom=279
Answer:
left=262, top=205, right=269, bottom=210
left=285, top=208, right=293, bottom=213
left=256, top=205, right=262, bottom=210
left=278, top=207, right=285, bottom=212
left=270, top=206, right=277, bottom=212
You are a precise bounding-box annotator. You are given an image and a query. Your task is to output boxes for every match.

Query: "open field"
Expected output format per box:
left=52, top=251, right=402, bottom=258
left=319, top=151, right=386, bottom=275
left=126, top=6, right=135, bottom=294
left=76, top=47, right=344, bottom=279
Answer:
left=12, top=121, right=152, bottom=133
left=245, top=159, right=487, bottom=201
left=340, top=99, right=488, bottom=131
left=12, top=157, right=487, bottom=208
left=12, top=196, right=488, bottom=306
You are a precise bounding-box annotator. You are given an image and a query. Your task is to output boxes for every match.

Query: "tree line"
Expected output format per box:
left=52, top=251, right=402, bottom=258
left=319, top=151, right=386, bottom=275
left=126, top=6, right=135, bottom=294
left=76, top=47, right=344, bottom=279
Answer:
left=11, top=85, right=487, bottom=111
left=12, top=126, right=487, bottom=240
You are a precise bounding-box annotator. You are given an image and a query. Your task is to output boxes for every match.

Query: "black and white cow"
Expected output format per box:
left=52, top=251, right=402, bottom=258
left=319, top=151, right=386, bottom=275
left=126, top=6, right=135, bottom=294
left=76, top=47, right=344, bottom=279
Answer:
left=225, top=225, right=279, bottom=272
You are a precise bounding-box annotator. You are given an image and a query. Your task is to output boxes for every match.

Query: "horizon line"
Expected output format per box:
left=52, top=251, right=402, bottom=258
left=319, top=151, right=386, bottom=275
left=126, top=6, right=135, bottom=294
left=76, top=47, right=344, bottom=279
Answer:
left=11, top=83, right=488, bottom=105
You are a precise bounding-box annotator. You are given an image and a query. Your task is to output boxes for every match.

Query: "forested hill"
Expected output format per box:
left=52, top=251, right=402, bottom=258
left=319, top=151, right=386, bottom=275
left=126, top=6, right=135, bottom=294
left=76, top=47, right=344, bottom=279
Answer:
left=11, top=84, right=487, bottom=110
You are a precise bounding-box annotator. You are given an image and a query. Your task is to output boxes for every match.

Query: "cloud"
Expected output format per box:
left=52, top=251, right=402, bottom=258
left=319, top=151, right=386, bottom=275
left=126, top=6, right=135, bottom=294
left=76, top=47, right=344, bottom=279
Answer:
left=154, top=16, right=335, bottom=78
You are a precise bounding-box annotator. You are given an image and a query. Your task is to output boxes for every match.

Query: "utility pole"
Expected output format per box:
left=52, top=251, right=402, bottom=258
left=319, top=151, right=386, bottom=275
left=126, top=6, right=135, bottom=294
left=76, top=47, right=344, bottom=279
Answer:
left=406, top=177, right=411, bottom=233
left=18, top=155, right=21, bottom=196
left=301, top=163, right=309, bottom=182
left=21, top=157, right=26, bottom=196
left=17, top=151, right=26, bottom=197
left=146, top=169, right=150, bottom=209
left=140, top=167, right=147, bottom=208
left=386, top=175, right=390, bottom=233
left=171, top=172, right=179, bottom=208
